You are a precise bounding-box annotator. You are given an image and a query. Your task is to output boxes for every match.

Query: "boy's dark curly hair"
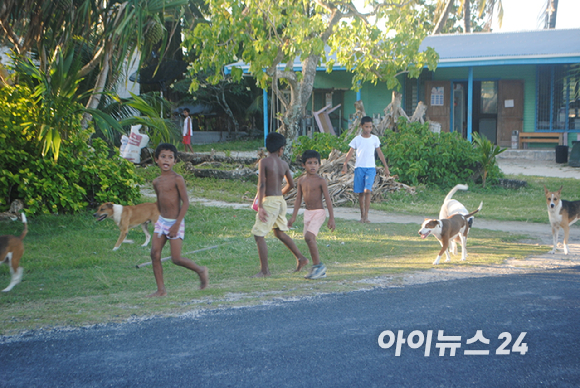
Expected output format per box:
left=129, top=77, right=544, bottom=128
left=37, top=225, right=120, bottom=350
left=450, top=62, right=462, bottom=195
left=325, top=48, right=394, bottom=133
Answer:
left=301, top=150, right=321, bottom=164
left=155, top=143, right=178, bottom=159
left=266, top=132, right=287, bottom=153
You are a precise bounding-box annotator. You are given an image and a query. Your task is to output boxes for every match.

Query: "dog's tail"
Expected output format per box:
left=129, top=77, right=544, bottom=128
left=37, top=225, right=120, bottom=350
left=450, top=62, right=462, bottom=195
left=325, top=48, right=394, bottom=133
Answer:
left=19, top=213, right=28, bottom=240
left=444, top=184, right=469, bottom=202
left=464, top=202, right=483, bottom=219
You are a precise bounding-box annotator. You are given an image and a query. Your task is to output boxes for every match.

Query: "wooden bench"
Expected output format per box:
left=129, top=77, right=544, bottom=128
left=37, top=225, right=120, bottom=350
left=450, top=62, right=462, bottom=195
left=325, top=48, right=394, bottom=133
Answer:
left=519, top=132, right=563, bottom=149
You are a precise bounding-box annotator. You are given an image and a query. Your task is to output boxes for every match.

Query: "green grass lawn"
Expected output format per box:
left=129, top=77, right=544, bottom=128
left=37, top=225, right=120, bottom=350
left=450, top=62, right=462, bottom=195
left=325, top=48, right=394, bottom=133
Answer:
left=0, top=204, right=545, bottom=335
left=1, top=146, right=576, bottom=335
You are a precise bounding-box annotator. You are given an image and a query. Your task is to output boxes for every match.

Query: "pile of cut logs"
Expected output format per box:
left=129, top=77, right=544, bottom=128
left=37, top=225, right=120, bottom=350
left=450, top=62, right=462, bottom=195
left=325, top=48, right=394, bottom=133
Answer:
left=284, top=149, right=415, bottom=207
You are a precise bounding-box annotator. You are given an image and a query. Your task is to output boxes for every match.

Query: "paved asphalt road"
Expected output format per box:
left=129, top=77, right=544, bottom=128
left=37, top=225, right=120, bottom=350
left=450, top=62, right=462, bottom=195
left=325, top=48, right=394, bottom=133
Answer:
left=1, top=266, right=579, bottom=388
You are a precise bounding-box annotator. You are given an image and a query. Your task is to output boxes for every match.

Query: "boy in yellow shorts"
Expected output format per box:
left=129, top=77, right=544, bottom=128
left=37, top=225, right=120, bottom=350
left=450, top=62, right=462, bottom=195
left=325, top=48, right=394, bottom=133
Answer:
left=251, top=133, right=309, bottom=277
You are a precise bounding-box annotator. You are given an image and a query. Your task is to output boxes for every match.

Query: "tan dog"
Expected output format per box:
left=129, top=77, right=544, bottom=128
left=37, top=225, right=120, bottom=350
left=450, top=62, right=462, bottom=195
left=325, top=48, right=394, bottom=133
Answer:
left=544, top=186, right=580, bottom=255
left=94, top=202, right=159, bottom=251
left=419, top=202, right=483, bottom=265
left=1, top=213, right=27, bottom=292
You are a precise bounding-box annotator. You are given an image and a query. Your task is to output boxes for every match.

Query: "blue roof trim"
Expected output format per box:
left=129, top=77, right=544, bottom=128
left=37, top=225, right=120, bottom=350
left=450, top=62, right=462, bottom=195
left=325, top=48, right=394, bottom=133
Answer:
left=435, top=56, right=580, bottom=68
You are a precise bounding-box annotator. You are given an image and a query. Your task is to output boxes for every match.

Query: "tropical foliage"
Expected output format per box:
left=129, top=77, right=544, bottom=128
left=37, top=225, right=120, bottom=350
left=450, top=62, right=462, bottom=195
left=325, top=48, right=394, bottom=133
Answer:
left=471, top=131, right=506, bottom=188
left=0, top=84, right=141, bottom=215
left=293, top=120, right=504, bottom=188
left=184, top=0, right=439, bottom=146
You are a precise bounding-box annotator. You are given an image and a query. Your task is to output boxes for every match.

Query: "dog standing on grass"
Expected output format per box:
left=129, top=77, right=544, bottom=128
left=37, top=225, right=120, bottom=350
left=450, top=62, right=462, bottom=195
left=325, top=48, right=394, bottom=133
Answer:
left=419, top=202, right=483, bottom=265
left=545, top=185, right=580, bottom=255
left=93, top=202, right=159, bottom=251
left=439, top=184, right=473, bottom=255
left=0, top=213, right=27, bottom=292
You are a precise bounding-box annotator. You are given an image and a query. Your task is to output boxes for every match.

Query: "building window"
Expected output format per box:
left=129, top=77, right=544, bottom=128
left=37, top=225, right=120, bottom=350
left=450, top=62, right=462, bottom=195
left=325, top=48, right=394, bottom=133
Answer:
left=480, top=81, right=497, bottom=114
left=537, top=64, right=579, bottom=131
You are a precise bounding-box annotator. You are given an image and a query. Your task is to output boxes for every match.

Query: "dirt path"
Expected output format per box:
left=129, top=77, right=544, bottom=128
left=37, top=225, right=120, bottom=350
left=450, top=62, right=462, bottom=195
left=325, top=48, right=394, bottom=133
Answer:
left=141, top=188, right=580, bottom=287
left=141, top=159, right=580, bottom=286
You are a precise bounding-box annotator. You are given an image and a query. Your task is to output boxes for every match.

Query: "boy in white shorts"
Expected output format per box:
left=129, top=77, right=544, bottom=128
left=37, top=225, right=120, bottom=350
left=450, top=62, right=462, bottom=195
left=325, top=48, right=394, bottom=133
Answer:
left=148, top=143, right=208, bottom=297
left=289, top=150, right=336, bottom=279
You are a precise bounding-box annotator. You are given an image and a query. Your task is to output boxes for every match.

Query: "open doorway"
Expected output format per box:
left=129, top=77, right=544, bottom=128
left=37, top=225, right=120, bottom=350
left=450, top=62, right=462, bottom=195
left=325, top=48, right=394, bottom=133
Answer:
left=453, top=81, right=498, bottom=143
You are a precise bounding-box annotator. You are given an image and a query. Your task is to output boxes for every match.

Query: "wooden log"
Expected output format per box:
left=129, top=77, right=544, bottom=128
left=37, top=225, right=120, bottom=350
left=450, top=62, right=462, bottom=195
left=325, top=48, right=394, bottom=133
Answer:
left=284, top=150, right=415, bottom=207
left=409, top=101, right=427, bottom=124
left=376, top=91, right=409, bottom=135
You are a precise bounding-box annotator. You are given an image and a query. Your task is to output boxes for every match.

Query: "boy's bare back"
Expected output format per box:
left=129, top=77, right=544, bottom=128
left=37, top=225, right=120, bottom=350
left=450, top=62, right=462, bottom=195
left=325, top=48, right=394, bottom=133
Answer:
left=153, top=170, right=188, bottom=219
left=260, top=154, right=291, bottom=196
left=299, top=175, right=326, bottom=210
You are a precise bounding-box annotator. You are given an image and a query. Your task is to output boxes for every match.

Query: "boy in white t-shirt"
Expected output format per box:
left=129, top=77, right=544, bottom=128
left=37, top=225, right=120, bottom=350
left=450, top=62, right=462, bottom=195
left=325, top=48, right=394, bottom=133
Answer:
left=341, top=116, right=390, bottom=223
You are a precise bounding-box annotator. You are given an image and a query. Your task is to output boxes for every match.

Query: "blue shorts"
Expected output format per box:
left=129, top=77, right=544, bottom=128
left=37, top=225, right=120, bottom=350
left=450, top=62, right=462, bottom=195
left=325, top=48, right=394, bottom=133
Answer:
left=353, top=167, right=376, bottom=193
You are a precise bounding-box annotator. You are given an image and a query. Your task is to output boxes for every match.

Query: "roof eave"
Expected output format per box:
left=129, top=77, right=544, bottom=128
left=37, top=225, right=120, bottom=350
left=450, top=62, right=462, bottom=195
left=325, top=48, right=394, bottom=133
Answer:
left=434, top=54, right=580, bottom=68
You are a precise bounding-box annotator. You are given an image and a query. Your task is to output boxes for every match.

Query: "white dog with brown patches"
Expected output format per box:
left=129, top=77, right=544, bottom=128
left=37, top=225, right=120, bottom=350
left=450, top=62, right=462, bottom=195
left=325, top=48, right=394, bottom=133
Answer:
left=439, top=184, right=473, bottom=255
left=544, top=185, right=580, bottom=255
left=0, top=213, right=27, bottom=292
left=419, top=202, right=483, bottom=265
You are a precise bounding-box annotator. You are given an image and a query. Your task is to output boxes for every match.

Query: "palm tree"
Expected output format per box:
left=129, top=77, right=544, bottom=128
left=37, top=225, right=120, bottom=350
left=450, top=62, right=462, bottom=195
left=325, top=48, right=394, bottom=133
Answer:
left=432, top=0, right=503, bottom=34
left=543, top=0, right=559, bottom=29
left=1, top=0, right=188, bottom=129
left=15, top=48, right=122, bottom=161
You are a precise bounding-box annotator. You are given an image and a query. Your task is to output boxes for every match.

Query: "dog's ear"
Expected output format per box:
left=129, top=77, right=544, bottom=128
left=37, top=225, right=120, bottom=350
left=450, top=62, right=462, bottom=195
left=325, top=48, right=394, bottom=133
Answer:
left=106, top=203, right=113, bottom=209
left=544, top=185, right=548, bottom=194
left=558, top=185, right=563, bottom=194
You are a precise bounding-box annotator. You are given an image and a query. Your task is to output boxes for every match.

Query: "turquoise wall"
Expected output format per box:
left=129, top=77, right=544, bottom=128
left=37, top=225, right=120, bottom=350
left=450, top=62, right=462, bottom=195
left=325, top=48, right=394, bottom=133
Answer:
left=432, top=65, right=537, bottom=133
left=312, top=71, right=400, bottom=129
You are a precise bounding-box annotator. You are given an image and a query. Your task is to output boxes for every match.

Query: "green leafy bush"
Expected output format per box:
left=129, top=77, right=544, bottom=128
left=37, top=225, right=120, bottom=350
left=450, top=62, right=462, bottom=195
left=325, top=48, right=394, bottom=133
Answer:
left=382, top=119, right=502, bottom=187
left=292, top=119, right=503, bottom=187
left=293, top=132, right=355, bottom=161
left=0, top=86, right=142, bottom=215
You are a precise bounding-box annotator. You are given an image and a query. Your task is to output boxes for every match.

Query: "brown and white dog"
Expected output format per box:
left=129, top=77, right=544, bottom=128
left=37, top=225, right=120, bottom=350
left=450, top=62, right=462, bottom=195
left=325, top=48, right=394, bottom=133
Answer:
left=94, top=202, right=159, bottom=251
left=439, top=184, right=473, bottom=255
left=0, top=213, right=27, bottom=292
left=544, top=185, right=580, bottom=255
left=419, top=202, right=483, bottom=265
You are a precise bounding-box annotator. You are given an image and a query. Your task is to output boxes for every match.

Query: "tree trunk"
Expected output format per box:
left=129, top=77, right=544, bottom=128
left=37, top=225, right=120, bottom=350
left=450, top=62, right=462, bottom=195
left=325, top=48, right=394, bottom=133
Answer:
left=81, top=42, right=111, bottom=129
left=463, top=0, right=471, bottom=33
left=433, top=0, right=454, bottom=34
left=219, top=87, right=239, bottom=132
left=546, top=0, right=559, bottom=29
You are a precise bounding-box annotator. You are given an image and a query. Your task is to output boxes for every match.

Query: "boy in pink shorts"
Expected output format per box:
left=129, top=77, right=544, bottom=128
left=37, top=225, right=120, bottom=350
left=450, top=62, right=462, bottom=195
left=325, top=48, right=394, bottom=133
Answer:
left=289, top=150, right=336, bottom=279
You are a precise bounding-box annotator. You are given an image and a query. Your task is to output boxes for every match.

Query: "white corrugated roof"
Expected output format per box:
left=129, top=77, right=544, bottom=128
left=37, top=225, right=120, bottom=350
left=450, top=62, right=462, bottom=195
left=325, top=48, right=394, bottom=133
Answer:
left=420, top=29, right=580, bottom=65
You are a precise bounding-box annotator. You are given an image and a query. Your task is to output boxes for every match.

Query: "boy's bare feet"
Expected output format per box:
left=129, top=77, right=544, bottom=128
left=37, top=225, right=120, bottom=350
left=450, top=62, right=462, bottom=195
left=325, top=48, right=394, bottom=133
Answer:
left=251, top=271, right=271, bottom=278
left=146, top=290, right=167, bottom=297
left=364, top=218, right=371, bottom=223
left=294, top=257, right=309, bottom=272
left=199, top=266, right=209, bottom=290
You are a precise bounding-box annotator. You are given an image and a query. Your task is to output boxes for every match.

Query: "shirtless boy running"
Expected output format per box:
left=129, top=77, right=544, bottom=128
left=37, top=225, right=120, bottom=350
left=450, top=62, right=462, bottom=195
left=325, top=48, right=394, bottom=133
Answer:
left=148, top=143, right=208, bottom=297
left=251, top=132, right=309, bottom=277
left=289, top=150, right=336, bottom=279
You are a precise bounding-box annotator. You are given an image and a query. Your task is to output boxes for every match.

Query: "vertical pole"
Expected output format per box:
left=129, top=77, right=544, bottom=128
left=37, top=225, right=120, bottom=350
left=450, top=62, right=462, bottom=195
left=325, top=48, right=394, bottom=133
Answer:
left=565, top=74, right=570, bottom=131
left=263, top=88, right=268, bottom=147
left=450, top=81, right=454, bottom=133
left=549, top=66, right=554, bottom=131
left=467, top=67, right=474, bottom=142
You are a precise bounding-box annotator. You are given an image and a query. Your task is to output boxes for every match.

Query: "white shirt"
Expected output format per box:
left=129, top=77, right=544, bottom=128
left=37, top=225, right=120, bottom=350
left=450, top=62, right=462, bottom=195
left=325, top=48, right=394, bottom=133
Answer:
left=183, top=116, right=192, bottom=136
left=349, top=134, right=380, bottom=168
